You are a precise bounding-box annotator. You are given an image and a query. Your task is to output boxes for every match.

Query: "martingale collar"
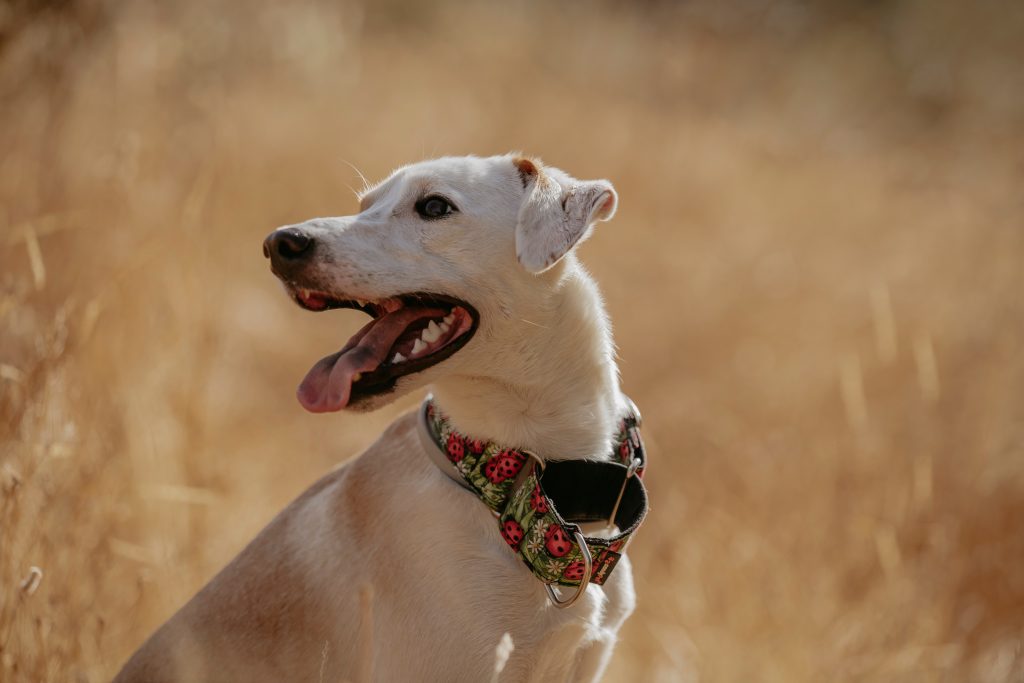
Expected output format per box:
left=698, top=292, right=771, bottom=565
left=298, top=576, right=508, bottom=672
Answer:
left=417, top=396, right=649, bottom=608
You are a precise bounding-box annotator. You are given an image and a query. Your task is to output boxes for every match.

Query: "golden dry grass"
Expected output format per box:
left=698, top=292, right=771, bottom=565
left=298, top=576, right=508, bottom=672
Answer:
left=2, top=1, right=1024, bottom=681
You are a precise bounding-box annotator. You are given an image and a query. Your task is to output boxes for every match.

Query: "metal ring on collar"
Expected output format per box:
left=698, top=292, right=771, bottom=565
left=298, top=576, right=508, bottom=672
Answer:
left=522, top=449, right=546, bottom=471
left=543, top=530, right=593, bottom=609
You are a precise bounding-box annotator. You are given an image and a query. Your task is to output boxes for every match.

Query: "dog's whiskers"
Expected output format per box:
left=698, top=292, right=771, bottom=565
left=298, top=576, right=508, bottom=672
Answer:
left=340, top=158, right=371, bottom=194
left=343, top=182, right=363, bottom=203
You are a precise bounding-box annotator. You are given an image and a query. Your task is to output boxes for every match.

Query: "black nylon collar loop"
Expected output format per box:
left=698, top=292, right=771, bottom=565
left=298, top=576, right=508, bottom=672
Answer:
left=540, top=459, right=648, bottom=534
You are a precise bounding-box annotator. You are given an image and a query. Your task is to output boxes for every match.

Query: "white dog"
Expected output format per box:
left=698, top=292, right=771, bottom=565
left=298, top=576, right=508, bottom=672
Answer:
left=114, top=154, right=649, bottom=683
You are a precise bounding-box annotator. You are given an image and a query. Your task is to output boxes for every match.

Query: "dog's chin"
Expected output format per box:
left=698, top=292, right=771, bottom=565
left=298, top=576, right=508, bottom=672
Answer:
left=344, top=391, right=396, bottom=413
left=344, top=373, right=425, bottom=412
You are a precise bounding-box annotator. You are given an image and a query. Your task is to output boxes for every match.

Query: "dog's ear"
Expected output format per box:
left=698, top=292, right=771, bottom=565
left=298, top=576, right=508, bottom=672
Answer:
left=512, top=157, right=618, bottom=274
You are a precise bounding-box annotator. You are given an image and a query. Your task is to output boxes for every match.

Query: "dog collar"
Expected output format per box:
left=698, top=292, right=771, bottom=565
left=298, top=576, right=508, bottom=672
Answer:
left=418, top=396, right=649, bottom=608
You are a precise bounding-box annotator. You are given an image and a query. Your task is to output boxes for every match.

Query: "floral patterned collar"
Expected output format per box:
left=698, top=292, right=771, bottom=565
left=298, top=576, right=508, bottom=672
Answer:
left=418, top=396, right=649, bottom=608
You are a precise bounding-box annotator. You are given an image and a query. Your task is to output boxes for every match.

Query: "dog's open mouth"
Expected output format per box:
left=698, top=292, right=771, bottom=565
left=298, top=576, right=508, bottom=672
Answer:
left=288, top=288, right=478, bottom=413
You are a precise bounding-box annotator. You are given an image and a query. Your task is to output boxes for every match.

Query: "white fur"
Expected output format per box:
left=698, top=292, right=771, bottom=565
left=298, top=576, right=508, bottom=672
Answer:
left=114, top=155, right=636, bottom=683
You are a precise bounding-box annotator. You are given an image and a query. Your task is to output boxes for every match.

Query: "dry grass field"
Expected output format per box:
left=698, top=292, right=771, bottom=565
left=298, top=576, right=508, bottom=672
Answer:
left=2, top=0, right=1023, bottom=681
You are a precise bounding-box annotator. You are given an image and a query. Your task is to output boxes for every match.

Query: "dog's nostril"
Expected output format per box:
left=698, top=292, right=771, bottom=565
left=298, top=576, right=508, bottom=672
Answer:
left=265, top=228, right=313, bottom=261
left=276, top=229, right=312, bottom=258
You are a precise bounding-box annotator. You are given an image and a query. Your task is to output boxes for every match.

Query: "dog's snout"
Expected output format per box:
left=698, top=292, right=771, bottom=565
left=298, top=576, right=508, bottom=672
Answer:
left=263, top=228, right=314, bottom=263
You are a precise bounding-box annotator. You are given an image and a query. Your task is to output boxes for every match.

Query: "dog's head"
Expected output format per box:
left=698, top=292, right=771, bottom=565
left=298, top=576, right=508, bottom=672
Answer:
left=263, top=154, right=617, bottom=413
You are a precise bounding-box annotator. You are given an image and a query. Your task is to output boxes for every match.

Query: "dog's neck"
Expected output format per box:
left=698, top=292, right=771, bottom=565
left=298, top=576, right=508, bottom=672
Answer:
left=430, top=263, right=623, bottom=461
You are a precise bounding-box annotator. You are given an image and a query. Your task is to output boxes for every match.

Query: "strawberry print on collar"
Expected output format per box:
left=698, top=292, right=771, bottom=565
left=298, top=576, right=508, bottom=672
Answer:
left=422, top=398, right=649, bottom=596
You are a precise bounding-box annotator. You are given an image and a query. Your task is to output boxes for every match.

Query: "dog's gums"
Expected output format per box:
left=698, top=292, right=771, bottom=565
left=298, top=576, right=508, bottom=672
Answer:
left=287, top=288, right=478, bottom=412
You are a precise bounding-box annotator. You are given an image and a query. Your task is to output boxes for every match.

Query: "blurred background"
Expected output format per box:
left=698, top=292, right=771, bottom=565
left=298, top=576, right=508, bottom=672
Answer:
left=1, top=0, right=1023, bottom=680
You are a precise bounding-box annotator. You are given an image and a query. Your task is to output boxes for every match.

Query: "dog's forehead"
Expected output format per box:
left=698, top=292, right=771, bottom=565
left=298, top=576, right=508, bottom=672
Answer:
left=403, top=155, right=510, bottom=181
left=395, top=156, right=514, bottom=194
left=362, top=156, right=514, bottom=208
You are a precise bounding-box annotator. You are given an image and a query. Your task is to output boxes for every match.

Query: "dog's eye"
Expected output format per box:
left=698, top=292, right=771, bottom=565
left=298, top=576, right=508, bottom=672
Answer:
left=415, top=195, right=456, bottom=220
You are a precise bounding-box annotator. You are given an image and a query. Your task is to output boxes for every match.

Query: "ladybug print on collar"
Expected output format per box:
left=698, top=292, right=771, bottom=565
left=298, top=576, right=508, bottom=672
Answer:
left=530, top=483, right=548, bottom=513
left=426, top=408, right=530, bottom=511
left=483, top=450, right=527, bottom=484
left=545, top=525, right=573, bottom=557
left=501, top=520, right=525, bottom=549
left=446, top=433, right=466, bottom=463
left=562, top=560, right=587, bottom=582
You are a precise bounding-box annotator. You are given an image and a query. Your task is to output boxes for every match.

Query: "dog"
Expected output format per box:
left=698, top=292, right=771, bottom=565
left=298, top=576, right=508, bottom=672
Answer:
left=114, top=154, right=647, bottom=682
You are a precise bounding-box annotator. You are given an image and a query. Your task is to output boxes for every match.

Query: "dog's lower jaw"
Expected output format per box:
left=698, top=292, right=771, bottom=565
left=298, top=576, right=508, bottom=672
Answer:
left=344, top=359, right=449, bottom=412
left=344, top=386, right=398, bottom=412
left=429, top=265, right=624, bottom=461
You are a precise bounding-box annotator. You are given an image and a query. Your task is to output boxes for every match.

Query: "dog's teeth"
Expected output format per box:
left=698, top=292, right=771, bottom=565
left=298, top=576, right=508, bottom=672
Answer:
left=411, top=338, right=427, bottom=356
left=422, top=321, right=442, bottom=343
left=392, top=352, right=406, bottom=364
left=443, top=313, right=455, bottom=325
left=352, top=372, right=362, bottom=382
left=438, top=321, right=450, bottom=334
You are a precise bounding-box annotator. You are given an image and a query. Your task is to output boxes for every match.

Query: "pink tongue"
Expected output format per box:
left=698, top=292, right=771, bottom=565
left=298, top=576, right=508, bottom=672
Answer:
left=297, top=306, right=445, bottom=413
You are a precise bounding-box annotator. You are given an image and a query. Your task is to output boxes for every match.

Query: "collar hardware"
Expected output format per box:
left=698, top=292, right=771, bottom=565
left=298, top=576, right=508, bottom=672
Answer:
left=544, top=529, right=593, bottom=608
left=418, top=396, right=650, bottom=608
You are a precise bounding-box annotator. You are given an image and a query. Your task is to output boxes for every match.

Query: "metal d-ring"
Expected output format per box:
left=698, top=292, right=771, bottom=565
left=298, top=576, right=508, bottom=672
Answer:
left=522, top=449, right=546, bottom=472
left=544, top=531, right=593, bottom=609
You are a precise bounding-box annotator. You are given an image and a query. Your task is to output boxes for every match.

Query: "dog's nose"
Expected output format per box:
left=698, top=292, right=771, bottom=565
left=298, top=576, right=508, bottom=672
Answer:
left=263, top=228, right=313, bottom=262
